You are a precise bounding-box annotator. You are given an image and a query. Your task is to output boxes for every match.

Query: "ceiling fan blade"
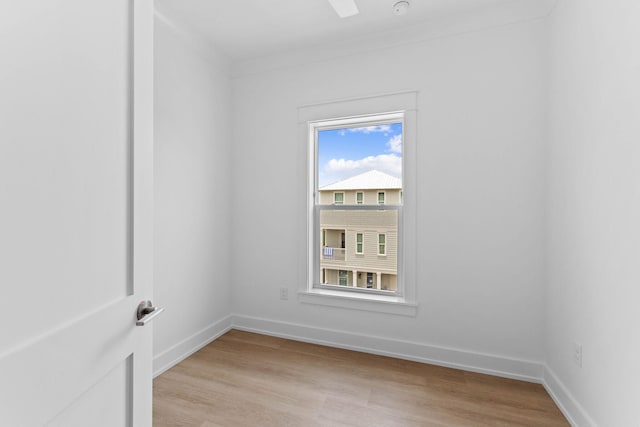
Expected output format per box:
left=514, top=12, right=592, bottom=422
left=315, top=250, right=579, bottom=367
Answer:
left=327, top=0, right=359, bottom=18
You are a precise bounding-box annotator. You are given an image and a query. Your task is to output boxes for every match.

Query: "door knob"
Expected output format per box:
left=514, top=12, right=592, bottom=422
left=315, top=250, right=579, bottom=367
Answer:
left=136, top=300, right=165, bottom=326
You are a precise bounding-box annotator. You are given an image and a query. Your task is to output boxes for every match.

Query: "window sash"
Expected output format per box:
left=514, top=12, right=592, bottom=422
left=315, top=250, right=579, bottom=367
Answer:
left=313, top=204, right=402, bottom=296
left=378, top=233, right=386, bottom=255
left=309, top=111, right=405, bottom=298
left=356, top=232, right=363, bottom=254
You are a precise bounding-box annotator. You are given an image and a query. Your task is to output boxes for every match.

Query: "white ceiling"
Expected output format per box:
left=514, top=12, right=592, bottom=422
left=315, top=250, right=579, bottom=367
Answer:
left=156, top=0, right=555, bottom=62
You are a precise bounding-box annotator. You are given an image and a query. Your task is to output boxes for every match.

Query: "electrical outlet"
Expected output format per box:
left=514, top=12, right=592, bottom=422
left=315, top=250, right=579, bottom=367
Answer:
left=279, top=287, right=288, bottom=301
left=573, top=342, right=582, bottom=367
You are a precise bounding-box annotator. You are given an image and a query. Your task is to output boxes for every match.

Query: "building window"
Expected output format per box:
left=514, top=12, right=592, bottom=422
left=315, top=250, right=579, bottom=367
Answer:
left=338, top=270, right=348, bottom=286
left=378, top=234, right=386, bottom=255
left=366, top=272, right=374, bottom=288
left=310, top=112, right=403, bottom=296
left=356, top=233, right=363, bottom=254
left=300, top=91, right=418, bottom=315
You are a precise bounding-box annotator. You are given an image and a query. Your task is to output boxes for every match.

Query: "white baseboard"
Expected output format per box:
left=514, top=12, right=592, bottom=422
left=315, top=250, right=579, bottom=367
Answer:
left=543, top=365, right=596, bottom=427
left=231, top=314, right=543, bottom=383
left=152, top=313, right=591, bottom=427
left=153, top=315, right=232, bottom=378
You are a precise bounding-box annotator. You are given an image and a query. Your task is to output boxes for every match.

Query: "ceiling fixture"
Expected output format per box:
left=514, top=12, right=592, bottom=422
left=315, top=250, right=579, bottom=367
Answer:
left=392, top=1, right=410, bottom=16
left=327, top=0, right=359, bottom=18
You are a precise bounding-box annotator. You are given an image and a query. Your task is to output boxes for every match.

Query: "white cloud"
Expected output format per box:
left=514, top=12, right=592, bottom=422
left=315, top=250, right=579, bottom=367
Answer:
left=387, top=134, right=402, bottom=153
left=322, top=154, right=401, bottom=185
left=348, top=125, right=391, bottom=134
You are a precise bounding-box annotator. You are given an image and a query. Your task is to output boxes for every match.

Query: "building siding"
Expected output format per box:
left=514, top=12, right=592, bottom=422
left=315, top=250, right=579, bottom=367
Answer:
left=319, top=189, right=401, bottom=205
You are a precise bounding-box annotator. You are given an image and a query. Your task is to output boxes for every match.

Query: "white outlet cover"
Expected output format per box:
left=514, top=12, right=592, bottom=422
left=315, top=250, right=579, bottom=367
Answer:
left=573, top=342, right=582, bottom=367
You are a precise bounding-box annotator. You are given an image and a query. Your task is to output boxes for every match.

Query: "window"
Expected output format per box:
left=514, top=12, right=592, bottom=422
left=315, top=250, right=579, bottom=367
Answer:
left=299, top=91, right=418, bottom=316
left=356, top=233, right=363, bottom=254
left=338, top=270, right=348, bottom=286
left=310, top=112, right=402, bottom=296
left=378, top=234, right=386, bottom=255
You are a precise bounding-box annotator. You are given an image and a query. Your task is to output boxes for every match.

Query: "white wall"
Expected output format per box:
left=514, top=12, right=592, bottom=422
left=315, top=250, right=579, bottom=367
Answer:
left=153, top=11, right=233, bottom=374
left=152, top=2, right=640, bottom=422
left=231, top=18, right=548, bottom=376
left=546, top=0, right=640, bottom=425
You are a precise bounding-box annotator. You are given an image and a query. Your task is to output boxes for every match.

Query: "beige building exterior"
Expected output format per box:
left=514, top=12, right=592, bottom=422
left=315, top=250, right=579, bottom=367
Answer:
left=318, top=170, right=401, bottom=291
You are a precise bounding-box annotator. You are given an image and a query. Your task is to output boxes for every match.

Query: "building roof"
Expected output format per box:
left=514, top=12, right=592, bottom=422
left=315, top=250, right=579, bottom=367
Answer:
left=319, top=170, right=402, bottom=191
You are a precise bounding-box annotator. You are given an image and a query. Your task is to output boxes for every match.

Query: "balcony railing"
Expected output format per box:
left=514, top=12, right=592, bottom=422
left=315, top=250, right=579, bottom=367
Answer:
left=321, top=247, right=345, bottom=261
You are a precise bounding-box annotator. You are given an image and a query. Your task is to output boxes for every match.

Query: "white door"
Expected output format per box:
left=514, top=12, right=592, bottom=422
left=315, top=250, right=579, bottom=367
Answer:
left=0, top=0, right=154, bottom=426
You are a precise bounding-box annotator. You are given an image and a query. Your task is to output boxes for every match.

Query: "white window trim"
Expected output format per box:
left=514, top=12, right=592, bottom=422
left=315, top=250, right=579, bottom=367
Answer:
left=297, top=91, right=418, bottom=317
left=333, top=192, right=344, bottom=205
left=355, top=232, right=363, bottom=254
left=378, top=233, right=387, bottom=256
left=356, top=191, right=364, bottom=204
left=377, top=191, right=386, bottom=205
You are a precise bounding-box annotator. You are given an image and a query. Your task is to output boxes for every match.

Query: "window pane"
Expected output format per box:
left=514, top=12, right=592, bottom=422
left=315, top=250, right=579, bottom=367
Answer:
left=319, top=209, right=397, bottom=291
left=338, top=270, right=348, bottom=286
left=315, top=118, right=402, bottom=294
left=317, top=122, right=402, bottom=191
left=378, top=234, right=386, bottom=255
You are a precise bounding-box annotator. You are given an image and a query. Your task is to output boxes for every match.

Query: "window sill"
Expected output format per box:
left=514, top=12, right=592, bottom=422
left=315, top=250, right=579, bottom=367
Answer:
left=298, top=289, right=418, bottom=316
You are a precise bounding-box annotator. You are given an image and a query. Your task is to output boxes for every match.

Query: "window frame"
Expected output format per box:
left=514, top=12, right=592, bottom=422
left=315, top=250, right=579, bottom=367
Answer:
left=333, top=192, right=344, bottom=205
left=298, top=91, right=418, bottom=317
left=378, top=233, right=386, bottom=256
left=309, top=112, right=403, bottom=298
left=355, top=232, right=363, bottom=254
left=377, top=191, right=386, bottom=205
left=356, top=192, right=364, bottom=204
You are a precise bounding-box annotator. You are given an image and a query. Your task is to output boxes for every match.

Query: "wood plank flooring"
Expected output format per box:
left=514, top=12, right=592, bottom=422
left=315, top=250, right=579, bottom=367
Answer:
left=153, top=330, right=568, bottom=426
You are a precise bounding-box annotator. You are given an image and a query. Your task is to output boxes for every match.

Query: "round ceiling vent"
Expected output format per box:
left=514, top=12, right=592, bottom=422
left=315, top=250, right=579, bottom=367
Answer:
left=392, top=1, right=410, bottom=16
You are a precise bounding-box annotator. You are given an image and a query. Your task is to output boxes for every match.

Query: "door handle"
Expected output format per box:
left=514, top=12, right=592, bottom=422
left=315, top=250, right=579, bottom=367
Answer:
left=136, top=300, right=165, bottom=326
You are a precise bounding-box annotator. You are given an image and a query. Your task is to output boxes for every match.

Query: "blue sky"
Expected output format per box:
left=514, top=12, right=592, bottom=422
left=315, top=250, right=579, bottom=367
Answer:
left=318, top=122, right=403, bottom=187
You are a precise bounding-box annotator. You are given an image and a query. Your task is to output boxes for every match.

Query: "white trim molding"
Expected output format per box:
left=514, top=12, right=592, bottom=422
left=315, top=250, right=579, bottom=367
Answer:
left=298, top=91, right=418, bottom=314
left=231, top=1, right=557, bottom=78
left=231, top=314, right=543, bottom=383
left=542, top=365, right=597, bottom=427
left=298, top=289, right=417, bottom=316
left=151, top=314, right=595, bottom=427
left=153, top=315, right=233, bottom=378
left=150, top=315, right=589, bottom=427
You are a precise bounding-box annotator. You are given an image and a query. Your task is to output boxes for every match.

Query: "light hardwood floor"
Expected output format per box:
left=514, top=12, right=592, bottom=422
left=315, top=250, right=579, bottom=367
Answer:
left=154, top=330, right=568, bottom=426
